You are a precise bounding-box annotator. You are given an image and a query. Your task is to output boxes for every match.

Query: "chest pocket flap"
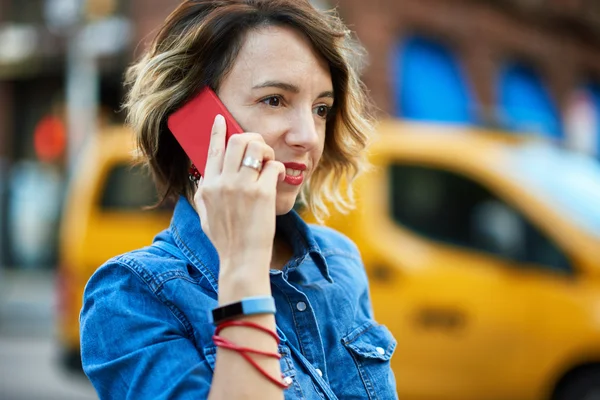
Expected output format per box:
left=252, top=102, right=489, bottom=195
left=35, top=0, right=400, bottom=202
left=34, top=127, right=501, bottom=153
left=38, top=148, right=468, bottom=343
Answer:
left=342, top=321, right=396, bottom=361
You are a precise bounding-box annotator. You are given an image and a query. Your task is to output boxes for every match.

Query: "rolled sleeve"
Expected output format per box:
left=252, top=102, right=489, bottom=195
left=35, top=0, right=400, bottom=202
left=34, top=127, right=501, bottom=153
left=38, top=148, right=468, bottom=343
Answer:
left=80, top=261, right=213, bottom=399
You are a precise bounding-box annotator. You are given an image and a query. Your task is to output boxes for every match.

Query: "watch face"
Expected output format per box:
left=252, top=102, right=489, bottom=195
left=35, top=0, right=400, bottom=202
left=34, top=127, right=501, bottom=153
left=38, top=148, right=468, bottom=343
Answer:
left=212, top=302, right=244, bottom=323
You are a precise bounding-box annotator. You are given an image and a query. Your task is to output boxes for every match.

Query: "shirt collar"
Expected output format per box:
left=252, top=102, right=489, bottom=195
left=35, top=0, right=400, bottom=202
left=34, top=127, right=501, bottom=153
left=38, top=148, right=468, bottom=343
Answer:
left=275, top=208, right=333, bottom=283
left=168, top=196, right=332, bottom=293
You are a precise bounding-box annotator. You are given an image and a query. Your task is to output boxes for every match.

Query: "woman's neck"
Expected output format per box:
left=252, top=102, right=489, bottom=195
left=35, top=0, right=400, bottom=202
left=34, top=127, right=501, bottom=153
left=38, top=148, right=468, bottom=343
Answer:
left=270, top=232, right=293, bottom=271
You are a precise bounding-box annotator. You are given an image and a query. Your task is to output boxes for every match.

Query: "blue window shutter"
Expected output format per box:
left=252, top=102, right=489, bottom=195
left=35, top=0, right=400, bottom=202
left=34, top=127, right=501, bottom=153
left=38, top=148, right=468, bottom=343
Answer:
left=498, top=63, right=562, bottom=138
left=585, top=84, right=600, bottom=157
left=393, top=36, right=473, bottom=123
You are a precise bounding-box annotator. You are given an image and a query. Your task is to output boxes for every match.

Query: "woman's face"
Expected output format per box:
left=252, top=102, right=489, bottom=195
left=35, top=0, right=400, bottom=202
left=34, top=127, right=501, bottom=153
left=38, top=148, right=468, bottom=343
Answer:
left=217, top=25, right=333, bottom=215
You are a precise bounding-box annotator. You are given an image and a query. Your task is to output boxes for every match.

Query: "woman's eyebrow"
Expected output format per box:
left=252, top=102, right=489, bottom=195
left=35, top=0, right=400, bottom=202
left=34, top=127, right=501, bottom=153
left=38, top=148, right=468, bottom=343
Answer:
left=252, top=81, right=334, bottom=100
left=318, top=91, right=334, bottom=100
left=252, top=80, right=300, bottom=93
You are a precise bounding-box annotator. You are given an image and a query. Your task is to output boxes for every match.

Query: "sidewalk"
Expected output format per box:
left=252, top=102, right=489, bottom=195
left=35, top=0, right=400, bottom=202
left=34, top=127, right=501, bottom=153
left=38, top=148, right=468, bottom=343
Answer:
left=0, top=267, right=56, bottom=338
left=0, top=267, right=98, bottom=399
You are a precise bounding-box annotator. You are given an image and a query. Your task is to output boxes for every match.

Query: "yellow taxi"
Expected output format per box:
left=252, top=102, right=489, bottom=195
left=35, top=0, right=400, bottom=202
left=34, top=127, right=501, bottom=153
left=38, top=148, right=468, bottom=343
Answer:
left=308, top=119, right=600, bottom=400
left=56, top=126, right=171, bottom=370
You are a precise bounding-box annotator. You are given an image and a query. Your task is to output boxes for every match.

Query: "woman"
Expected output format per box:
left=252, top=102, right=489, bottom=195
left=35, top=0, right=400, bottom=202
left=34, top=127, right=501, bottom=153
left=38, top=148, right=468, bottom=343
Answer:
left=79, top=1, right=398, bottom=399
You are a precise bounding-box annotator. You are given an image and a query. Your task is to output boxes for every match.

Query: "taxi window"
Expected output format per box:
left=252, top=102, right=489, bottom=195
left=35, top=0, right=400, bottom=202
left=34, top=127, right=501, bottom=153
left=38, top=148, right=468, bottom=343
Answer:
left=388, top=164, right=572, bottom=274
left=100, top=164, right=160, bottom=211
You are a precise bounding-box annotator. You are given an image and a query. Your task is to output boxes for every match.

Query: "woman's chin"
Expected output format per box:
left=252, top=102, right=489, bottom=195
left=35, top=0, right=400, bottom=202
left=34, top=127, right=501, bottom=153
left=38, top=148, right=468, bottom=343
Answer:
left=275, top=196, right=299, bottom=216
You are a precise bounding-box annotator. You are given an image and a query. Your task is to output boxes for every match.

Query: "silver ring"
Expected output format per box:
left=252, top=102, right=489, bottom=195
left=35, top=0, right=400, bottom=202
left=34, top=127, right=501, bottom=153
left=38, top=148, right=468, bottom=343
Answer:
left=241, top=156, right=263, bottom=172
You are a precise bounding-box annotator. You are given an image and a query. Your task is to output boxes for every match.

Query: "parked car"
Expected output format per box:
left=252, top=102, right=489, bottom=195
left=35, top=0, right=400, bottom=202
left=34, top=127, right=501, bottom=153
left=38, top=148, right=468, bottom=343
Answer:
left=305, top=119, right=600, bottom=400
left=56, top=126, right=171, bottom=370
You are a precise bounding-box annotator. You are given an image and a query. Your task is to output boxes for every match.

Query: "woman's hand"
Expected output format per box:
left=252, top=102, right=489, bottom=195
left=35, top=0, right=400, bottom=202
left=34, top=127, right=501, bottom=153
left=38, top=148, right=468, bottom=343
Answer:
left=194, top=115, right=285, bottom=294
left=198, top=115, right=285, bottom=400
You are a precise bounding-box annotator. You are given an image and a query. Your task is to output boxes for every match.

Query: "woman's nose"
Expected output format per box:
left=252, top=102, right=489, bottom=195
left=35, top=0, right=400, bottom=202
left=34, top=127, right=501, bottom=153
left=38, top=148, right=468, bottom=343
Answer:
left=285, top=109, right=320, bottom=150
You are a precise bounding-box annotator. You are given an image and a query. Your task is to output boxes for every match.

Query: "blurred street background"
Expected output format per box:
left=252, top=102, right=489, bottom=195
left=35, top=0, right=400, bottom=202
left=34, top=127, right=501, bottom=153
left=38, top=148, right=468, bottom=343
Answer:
left=2, top=0, right=600, bottom=399
left=0, top=269, right=96, bottom=399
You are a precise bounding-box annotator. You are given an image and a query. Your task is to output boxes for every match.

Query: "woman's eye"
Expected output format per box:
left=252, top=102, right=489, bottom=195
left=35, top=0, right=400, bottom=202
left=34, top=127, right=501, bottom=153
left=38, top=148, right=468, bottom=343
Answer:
left=314, top=105, right=331, bottom=119
left=262, top=96, right=282, bottom=107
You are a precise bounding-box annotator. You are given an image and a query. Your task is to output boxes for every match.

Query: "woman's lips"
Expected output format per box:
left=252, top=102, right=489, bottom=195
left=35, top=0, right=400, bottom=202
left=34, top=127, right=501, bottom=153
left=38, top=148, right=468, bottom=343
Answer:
left=282, top=162, right=307, bottom=186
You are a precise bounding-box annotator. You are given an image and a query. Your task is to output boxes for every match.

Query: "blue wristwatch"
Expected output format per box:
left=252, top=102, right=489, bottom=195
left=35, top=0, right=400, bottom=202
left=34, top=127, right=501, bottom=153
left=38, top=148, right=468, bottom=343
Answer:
left=209, top=296, right=276, bottom=325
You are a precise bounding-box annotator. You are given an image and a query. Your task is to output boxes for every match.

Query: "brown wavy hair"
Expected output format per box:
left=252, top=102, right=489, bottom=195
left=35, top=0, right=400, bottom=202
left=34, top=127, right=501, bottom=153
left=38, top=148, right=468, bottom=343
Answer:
left=123, top=0, right=374, bottom=221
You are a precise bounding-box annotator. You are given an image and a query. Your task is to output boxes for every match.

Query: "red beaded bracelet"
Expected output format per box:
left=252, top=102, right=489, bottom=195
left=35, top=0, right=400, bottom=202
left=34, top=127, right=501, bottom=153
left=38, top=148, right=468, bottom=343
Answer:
left=215, top=320, right=281, bottom=344
left=213, top=320, right=289, bottom=389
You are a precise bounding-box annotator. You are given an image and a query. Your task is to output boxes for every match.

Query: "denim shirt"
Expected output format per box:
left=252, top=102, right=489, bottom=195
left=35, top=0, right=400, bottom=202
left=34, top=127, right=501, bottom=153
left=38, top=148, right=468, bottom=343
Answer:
left=80, top=196, right=398, bottom=399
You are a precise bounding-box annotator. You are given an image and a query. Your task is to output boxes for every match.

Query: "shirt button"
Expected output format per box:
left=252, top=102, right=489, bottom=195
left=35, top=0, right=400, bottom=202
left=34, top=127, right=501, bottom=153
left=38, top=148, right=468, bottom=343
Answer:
left=296, top=301, right=307, bottom=311
left=376, top=347, right=386, bottom=355
left=283, top=376, right=293, bottom=386
left=315, top=368, right=323, bottom=377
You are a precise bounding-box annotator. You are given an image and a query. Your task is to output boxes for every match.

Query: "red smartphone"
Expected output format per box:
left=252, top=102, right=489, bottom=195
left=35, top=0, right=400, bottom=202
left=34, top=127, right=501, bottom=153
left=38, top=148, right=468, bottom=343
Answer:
left=167, top=87, right=244, bottom=176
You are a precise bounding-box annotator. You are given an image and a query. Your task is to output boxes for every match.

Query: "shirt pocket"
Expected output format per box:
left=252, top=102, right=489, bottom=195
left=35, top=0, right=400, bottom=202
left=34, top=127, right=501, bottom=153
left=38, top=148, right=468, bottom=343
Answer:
left=203, top=344, right=305, bottom=399
left=342, top=320, right=398, bottom=400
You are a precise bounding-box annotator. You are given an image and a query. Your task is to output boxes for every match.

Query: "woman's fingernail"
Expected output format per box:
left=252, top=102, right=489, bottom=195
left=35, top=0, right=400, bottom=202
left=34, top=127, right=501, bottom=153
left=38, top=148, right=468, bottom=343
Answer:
left=215, top=114, right=225, bottom=125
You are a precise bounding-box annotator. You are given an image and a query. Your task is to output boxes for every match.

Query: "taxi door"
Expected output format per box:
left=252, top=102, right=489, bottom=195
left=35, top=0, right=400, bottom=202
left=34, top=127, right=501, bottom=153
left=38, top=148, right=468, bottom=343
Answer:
left=357, top=159, right=573, bottom=400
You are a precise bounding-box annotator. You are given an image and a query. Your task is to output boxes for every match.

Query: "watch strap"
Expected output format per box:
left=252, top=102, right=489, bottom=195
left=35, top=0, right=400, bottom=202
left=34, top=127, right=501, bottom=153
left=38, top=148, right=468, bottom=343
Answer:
left=209, top=296, right=276, bottom=325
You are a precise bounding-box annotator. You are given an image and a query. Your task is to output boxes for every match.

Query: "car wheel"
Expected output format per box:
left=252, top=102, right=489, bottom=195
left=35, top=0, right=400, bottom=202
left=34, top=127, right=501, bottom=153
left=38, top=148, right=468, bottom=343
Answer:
left=554, top=368, right=600, bottom=400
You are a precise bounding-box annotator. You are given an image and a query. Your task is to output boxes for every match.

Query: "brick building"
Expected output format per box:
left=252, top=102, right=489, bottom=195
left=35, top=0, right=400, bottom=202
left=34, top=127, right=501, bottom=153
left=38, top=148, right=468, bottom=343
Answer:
left=2, top=0, right=600, bottom=161
left=337, top=0, right=600, bottom=141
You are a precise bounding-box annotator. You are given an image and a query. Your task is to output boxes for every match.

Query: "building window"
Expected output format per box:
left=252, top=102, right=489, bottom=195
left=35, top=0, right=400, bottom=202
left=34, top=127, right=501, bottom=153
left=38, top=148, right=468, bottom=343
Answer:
left=388, top=163, right=572, bottom=274
left=497, top=62, right=562, bottom=138
left=392, top=36, right=474, bottom=124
